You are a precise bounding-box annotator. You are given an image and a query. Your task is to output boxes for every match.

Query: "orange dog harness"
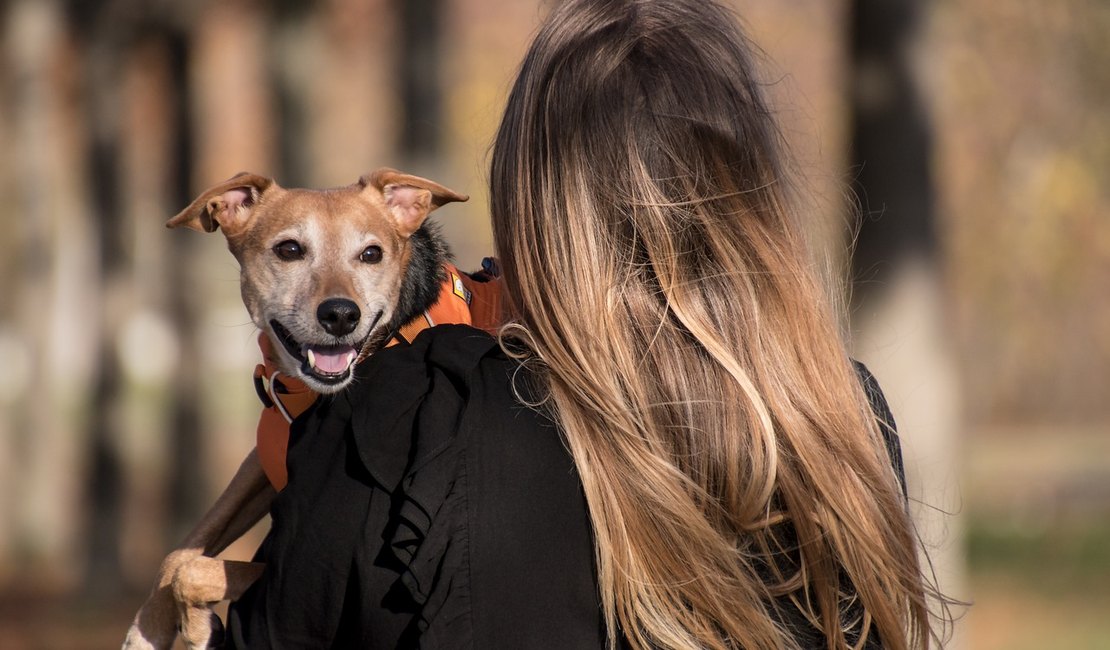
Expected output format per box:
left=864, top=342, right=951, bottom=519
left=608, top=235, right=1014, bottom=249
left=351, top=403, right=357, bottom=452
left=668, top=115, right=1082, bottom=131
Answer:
left=253, top=261, right=503, bottom=490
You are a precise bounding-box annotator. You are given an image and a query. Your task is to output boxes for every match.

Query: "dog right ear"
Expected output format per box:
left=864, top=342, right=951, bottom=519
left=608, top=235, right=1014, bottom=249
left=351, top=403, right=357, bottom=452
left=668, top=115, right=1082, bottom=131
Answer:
left=359, top=168, right=469, bottom=237
left=167, top=172, right=277, bottom=234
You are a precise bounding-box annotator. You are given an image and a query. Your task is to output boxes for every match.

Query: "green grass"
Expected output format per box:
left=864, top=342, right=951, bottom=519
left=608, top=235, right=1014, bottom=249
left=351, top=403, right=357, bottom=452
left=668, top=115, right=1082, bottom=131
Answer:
left=967, top=518, right=1110, bottom=593
left=966, top=519, right=1110, bottom=648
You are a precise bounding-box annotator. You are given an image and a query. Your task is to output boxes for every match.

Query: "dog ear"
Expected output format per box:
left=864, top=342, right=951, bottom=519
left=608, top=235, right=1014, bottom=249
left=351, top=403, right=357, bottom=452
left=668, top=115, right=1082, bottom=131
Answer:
left=167, top=172, right=277, bottom=235
left=360, top=168, right=469, bottom=237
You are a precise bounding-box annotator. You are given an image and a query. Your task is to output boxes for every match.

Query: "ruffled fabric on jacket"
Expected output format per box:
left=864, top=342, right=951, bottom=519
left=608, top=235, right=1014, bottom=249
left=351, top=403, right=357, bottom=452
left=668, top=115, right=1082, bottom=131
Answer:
left=227, top=325, right=501, bottom=648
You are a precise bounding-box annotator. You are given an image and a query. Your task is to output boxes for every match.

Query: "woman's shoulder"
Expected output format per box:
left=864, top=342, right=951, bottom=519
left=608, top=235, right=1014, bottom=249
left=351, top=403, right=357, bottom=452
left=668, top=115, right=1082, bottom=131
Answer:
left=341, top=323, right=573, bottom=505
left=337, top=324, right=504, bottom=487
left=355, top=323, right=549, bottom=435
left=358, top=323, right=503, bottom=382
left=350, top=325, right=603, bottom=647
left=851, top=360, right=906, bottom=495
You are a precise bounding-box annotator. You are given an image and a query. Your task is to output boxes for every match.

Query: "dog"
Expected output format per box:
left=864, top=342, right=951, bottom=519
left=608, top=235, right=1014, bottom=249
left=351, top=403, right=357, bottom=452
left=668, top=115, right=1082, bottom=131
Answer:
left=122, top=168, right=472, bottom=649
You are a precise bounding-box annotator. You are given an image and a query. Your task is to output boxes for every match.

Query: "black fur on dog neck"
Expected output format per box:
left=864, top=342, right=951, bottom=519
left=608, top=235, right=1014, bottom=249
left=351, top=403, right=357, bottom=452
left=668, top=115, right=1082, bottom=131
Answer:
left=385, top=221, right=451, bottom=334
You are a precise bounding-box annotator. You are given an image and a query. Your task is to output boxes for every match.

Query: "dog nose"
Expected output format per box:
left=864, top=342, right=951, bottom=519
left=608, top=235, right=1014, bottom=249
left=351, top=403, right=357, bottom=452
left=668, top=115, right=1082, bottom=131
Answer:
left=317, top=298, right=361, bottom=336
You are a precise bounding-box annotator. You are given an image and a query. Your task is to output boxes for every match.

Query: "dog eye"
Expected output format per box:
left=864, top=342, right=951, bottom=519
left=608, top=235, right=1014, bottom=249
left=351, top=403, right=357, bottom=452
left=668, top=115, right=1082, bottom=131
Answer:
left=360, top=245, right=383, bottom=264
left=273, top=240, right=305, bottom=261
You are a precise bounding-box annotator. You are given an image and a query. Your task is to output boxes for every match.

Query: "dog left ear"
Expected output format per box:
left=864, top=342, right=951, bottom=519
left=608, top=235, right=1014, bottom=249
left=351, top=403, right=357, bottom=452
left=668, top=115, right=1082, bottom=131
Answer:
left=360, top=168, right=469, bottom=237
left=167, top=172, right=277, bottom=235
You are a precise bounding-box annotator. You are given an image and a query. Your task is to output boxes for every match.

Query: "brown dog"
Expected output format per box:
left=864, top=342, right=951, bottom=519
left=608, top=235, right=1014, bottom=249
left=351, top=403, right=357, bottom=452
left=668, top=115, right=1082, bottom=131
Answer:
left=122, top=169, right=467, bottom=649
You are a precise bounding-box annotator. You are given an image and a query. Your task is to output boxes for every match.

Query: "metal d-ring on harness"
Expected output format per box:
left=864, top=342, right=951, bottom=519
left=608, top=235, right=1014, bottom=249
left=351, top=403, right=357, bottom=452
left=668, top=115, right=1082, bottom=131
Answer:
left=253, top=369, right=296, bottom=423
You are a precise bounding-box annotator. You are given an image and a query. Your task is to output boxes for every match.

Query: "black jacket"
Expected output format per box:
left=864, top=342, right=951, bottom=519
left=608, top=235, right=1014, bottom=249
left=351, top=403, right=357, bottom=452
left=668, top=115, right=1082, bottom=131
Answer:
left=228, top=325, right=903, bottom=649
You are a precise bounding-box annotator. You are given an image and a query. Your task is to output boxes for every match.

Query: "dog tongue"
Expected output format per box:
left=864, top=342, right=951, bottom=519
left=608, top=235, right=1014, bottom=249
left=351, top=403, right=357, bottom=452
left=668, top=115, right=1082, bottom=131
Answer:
left=306, top=345, right=357, bottom=374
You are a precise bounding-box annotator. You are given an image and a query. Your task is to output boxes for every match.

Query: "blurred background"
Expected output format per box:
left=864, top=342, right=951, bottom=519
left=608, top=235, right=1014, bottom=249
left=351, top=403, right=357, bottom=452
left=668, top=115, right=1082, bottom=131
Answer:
left=1, top=0, right=1107, bottom=647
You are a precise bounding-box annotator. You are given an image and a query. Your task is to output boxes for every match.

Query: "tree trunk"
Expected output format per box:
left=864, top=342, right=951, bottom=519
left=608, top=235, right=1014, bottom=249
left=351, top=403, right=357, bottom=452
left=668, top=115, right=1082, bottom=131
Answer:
left=80, top=23, right=128, bottom=599
left=396, top=0, right=444, bottom=168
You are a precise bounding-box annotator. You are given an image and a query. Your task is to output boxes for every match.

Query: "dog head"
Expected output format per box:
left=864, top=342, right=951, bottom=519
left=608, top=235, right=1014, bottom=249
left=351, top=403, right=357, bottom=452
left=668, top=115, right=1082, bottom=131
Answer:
left=168, top=168, right=468, bottom=393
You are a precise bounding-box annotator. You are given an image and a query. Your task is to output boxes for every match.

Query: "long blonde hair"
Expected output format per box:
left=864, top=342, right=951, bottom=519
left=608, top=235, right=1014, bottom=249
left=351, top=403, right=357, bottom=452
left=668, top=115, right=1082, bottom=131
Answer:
left=490, top=0, right=943, bottom=648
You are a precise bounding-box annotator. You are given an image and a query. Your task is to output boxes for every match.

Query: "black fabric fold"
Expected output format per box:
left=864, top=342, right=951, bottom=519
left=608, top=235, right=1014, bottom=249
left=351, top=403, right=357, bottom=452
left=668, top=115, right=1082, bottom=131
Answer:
left=852, top=360, right=906, bottom=497
left=228, top=390, right=376, bottom=648
left=349, top=326, right=499, bottom=490
left=349, top=327, right=497, bottom=614
left=228, top=326, right=499, bottom=648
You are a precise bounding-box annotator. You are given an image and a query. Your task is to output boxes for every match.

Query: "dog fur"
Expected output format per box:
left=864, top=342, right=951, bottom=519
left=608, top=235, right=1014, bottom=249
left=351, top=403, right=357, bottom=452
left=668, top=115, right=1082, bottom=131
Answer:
left=122, top=169, right=467, bottom=649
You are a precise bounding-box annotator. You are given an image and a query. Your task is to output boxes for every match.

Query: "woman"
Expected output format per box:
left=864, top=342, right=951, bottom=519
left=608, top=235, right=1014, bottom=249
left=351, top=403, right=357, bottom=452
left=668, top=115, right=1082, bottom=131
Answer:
left=228, top=0, right=946, bottom=647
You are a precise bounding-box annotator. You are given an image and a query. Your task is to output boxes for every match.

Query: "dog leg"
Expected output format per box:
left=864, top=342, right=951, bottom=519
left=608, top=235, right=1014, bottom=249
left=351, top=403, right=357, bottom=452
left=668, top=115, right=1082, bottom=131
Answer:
left=122, top=546, right=204, bottom=650
left=179, top=448, right=277, bottom=554
left=123, top=449, right=275, bottom=649
left=174, top=557, right=266, bottom=650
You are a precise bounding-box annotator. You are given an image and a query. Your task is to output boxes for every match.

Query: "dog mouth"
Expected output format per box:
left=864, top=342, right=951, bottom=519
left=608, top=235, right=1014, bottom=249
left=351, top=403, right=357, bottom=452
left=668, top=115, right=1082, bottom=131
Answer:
left=269, top=313, right=382, bottom=386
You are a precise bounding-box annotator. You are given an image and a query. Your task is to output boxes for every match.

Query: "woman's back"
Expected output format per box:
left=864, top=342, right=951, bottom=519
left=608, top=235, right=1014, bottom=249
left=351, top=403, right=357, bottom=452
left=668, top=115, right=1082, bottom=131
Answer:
left=228, top=326, right=907, bottom=649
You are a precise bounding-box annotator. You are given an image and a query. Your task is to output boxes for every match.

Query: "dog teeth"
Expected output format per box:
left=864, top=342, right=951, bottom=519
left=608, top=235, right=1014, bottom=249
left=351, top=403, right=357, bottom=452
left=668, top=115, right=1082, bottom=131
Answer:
left=304, top=346, right=358, bottom=375
left=304, top=346, right=355, bottom=372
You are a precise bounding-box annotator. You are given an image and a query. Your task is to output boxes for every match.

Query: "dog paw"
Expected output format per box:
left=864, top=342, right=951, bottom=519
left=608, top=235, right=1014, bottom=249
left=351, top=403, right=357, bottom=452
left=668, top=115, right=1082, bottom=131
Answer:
left=121, top=622, right=172, bottom=650
left=123, top=549, right=204, bottom=650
